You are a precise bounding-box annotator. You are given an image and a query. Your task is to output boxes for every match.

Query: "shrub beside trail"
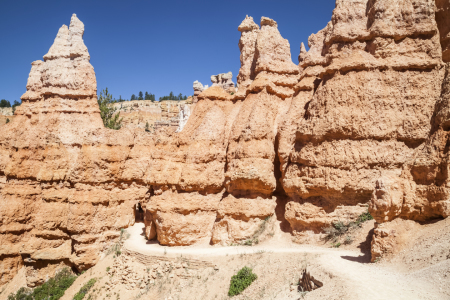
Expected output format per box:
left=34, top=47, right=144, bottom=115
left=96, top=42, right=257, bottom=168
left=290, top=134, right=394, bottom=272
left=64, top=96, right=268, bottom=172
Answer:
left=228, top=266, right=257, bottom=297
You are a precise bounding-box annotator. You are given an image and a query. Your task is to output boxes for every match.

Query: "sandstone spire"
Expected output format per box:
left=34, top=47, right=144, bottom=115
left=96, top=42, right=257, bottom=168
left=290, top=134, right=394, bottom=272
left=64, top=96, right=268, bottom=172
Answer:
left=298, top=42, right=307, bottom=64
left=22, top=14, right=97, bottom=102
left=236, top=16, right=259, bottom=97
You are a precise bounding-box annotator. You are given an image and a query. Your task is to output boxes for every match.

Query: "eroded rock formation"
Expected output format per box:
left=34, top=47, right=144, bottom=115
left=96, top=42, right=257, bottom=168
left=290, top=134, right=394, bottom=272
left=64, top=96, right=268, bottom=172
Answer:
left=111, top=100, right=192, bottom=132
left=280, top=0, right=446, bottom=234
left=0, top=107, right=14, bottom=126
left=193, top=80, right=207, bottom=103
left=2, top=0, right=450, bottom=288
left=0, top=14, right=142, bottom=287
left=210, top=72, right=236, bottom=93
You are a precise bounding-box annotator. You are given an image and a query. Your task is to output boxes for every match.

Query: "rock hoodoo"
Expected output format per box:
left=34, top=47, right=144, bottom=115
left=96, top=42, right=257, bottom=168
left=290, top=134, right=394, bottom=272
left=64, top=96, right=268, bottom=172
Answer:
left=192, top=80, right=207, bottom=103
left=210, top=72, right=236, bottom=93
left=1, top=0, right=450, bottom=288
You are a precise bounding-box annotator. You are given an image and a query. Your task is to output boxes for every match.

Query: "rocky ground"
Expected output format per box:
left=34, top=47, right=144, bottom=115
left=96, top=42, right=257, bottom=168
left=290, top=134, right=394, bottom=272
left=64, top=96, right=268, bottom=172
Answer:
left=2, top=218, right=449, bottom=300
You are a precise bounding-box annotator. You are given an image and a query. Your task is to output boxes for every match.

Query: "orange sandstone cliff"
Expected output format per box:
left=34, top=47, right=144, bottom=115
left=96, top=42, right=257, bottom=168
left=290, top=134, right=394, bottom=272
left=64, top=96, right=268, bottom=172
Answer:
left=1, top=0, right=450, bottom=287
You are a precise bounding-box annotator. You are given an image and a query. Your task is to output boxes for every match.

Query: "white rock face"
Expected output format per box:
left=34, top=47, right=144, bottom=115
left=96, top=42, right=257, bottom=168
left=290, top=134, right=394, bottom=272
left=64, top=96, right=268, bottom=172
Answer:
left=193, top=80, right=204, bottom=93
left=193, top=80, right=207, bottom=103
left=22, top=13, right=96, bottom=101
left=176, top=104, right=191, bottom=132
left=210, top=72, right=235, bottom=92
left=0, top=107, right=13, bottom=116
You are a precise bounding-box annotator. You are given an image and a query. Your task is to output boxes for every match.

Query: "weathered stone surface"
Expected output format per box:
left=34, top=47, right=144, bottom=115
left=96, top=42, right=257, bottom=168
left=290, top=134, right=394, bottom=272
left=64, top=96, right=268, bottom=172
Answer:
left=236, top=16, right=259, bottom=98
left=285, top=202, right=367, bottom=233
left=2, top=1, right=450, bottom=286
left=193, top=80, right=207, bottom=103
left=112, top=100, right=192, bottom=132
left=210, top=72, right=235, bottom=92
left=280, top=0, right=446, bottom=241
left=436, top=0, right=450, bottom=62
left=0, top=14, right=135, bottom=286
left=0, top=107, right=14, bottom=126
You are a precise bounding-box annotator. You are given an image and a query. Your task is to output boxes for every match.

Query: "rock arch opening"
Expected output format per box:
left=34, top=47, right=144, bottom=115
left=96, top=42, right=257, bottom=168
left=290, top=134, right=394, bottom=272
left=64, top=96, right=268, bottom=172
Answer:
left=135, top=203, right=144, bottom=223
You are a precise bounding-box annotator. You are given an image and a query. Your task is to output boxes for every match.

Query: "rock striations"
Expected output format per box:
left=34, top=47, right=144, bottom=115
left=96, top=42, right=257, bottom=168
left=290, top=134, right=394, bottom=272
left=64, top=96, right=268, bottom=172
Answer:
left=1, top=1, right=450, bottom=287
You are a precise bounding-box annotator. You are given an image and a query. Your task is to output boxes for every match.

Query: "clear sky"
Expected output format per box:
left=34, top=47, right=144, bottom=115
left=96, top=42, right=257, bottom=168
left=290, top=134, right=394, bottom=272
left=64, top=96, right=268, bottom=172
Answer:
left=0, top=0, right=336, bottom=102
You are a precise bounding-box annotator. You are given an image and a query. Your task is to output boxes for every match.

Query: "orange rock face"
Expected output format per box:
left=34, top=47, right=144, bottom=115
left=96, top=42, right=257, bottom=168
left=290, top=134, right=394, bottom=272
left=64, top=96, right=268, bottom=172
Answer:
left=1, top=0, right=450, bottom=287
left=280, top=0, right=447, bottom=234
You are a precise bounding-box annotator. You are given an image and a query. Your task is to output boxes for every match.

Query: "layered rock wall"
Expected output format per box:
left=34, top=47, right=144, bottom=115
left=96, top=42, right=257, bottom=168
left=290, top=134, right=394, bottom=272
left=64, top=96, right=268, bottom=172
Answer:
left=279, top=0, right=446, bottom=233
left=2, top=1, right=450, bottom=287
left=114, top=100, right=191, bottom=130
left=112, top=100, right=192, bottom=132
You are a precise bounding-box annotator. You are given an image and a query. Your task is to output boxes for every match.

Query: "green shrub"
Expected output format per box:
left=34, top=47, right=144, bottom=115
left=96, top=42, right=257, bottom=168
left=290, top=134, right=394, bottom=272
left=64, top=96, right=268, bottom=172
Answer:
left=228, top=267, right=257, bottom=297
left=323, top=210, right=374, bottom=243
left=7, top=287, right=32, bottom=300
left=332, top=242, right=341, bottom=248
left=8, top=268, right=77, bottom=300
left=73, top=278, right=97, bottom=300
left=356, top=210, right=373, bottom=225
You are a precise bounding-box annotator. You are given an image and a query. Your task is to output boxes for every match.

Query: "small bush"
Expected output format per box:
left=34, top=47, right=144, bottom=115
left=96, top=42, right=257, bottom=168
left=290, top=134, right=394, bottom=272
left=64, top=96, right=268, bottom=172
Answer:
left=356, top=210, right=373, bottom=225
left=323, top=210, right=373, bottom=244
left=323, top=221, right=348, bottom=242
left=344, top=235, right=353, bottom=245
left=73, top=278, right=97, bottom=300
left=7, top=287, right=32, bottom=300
left=228, top=267, right=257, bottom=297
left=332, top=242, right=341, bottom=248
left=8, top=268, right=77, bottom=300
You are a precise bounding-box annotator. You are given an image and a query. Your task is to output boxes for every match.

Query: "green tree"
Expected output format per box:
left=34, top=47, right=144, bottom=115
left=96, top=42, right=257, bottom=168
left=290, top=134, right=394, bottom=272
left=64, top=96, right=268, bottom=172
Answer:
left=131, top=94, right=137, bottom=100
left=98, top=88, right=123, bottom=130
left=0, top=99, right=11, bottom=107
left=6, top=118, right=10, bottom=124
left=138, top=91, right=144, bottom=100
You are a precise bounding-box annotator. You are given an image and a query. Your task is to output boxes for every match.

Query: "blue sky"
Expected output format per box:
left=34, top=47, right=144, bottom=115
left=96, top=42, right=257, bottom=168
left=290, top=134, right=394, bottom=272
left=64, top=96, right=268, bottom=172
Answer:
left=0, top=0, right=336, bottom=102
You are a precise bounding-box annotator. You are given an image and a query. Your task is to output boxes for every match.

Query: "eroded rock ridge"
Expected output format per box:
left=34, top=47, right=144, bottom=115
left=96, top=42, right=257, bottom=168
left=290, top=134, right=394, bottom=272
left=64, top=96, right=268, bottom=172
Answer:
left=1, top=1, right=450, bottom=286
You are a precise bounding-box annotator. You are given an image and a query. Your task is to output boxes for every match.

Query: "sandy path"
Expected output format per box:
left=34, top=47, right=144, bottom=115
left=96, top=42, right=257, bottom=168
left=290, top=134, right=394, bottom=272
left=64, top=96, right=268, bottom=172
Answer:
left=124, top=223, right=445, bottom=300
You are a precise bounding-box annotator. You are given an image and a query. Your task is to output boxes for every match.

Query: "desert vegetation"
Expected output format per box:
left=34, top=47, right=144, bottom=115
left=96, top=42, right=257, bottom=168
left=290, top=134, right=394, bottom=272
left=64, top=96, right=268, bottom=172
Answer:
left=228, top=267, right=258, bottom=296
left=7, top=268, right=77, bottom=300
left=98, top=88, right=123, bottom=130
left=73, top=278, right=97, bottom=300
left=323, top=211, right=373, bottom=247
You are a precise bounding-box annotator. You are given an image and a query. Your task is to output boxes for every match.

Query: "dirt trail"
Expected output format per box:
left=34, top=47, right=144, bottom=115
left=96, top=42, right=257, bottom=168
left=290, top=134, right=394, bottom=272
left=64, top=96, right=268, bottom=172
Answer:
left=123, top=223, right=446, bottom=300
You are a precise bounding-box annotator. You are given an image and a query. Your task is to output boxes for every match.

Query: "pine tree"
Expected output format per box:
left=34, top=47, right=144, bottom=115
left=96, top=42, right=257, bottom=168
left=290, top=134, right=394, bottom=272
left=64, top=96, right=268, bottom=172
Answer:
left=138, top=91, right=144, bottom=100
left=131, top=94, right=137, bottom=100
left=98, top=88, right=123, bottom=130
left=0, top=99, right=11, bottom=108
